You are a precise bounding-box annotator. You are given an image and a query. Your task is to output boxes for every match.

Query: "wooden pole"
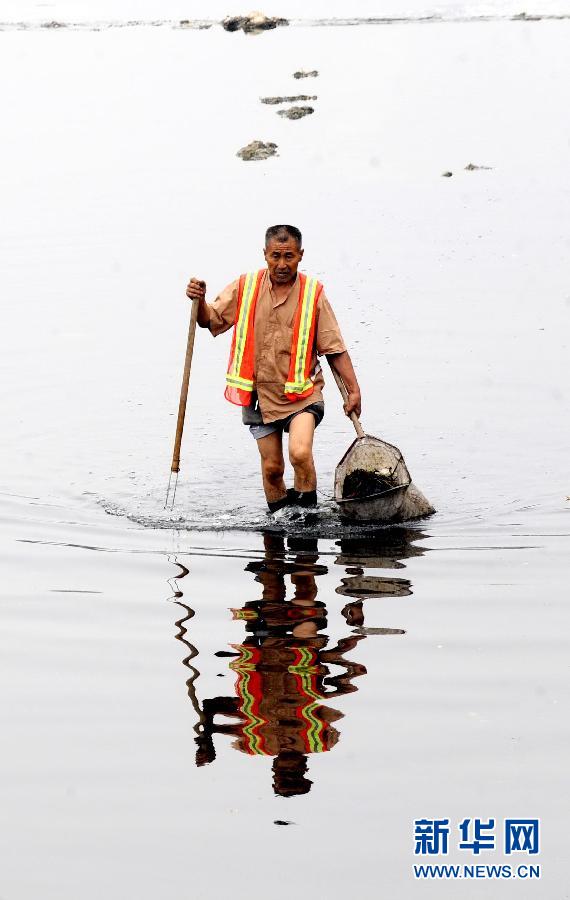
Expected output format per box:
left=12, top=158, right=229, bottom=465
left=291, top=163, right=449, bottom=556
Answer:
left=165, top=298, right=199, bottom=507
left=328, top=362, right=366, bottom=439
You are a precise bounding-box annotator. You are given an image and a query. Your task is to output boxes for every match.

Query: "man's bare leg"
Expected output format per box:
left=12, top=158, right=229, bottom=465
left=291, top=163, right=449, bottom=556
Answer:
left=256, top=431, right=287, bottom=503
left=288, top=413, right=317, bottom=493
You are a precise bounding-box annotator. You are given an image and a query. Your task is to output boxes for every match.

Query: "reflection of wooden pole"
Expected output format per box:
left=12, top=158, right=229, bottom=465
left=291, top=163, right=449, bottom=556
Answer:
left=328, top=362, right=365, bottom=439
left=165, top=298, right=199, bottom=508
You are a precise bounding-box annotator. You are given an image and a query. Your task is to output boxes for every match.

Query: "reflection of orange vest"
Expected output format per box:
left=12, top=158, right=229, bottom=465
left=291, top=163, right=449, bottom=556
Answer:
left=229, top=644, right=329, bottom=756
left=288, top=646, right=328, bottom=754
left=230, top=645, right=267, bottom=754
left=224, top=270, right=323, bottom=406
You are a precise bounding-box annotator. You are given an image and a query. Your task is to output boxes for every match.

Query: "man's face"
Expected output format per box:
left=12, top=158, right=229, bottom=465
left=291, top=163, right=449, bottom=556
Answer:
left=264, top=237, right=304, bottom=285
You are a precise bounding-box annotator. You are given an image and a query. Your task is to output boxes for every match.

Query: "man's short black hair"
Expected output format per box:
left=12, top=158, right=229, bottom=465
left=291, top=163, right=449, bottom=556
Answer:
left=265, top=224, right=302, bottom=249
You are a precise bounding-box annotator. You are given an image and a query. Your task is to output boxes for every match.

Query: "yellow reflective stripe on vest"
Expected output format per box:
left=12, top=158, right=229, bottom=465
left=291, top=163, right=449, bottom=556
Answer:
left=228, top=271, right=257, bottom=381
left=226, top=374, right=254, bottom=389
left=284, top=276, right=319, bottom=393
left=284, top=377, right=314, bottom=395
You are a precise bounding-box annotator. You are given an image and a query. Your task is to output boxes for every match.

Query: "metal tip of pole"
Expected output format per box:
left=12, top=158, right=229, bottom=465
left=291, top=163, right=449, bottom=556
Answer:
left=170, top=470, right=179, bottom=508
left=164, top=470, right=179, bottom=510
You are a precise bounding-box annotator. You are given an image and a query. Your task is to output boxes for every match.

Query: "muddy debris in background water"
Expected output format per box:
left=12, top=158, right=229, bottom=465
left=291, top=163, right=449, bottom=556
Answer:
left=293, top=69, right=319, bottom=79
left=261, top=95, right=317, bottom=104
left=222, top=13, right=289, bottom=33
left=277, top=105, right=314, bottom=119
left=178, top=20, right=213, bottom=29
left=237, top=140, right=278, bottom=161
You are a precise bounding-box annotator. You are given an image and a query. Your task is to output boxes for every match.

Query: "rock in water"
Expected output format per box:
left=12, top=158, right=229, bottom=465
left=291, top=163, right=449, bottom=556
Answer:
left=293, top=70, right=319, bottom=79
left=222, top=12, right=289, bottom=33
left=277, top=106, right=314, bottom=120
left=237, top=140, right=278, bottom=161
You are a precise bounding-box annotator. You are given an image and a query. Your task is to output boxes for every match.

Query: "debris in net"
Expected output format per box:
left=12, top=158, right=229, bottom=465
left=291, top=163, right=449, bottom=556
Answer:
left=274, top=820, right=295, bottom=826
left=261, top=95, right=317, bottom=104
left=342, top=468, right=396, bottom=500
left=277, top=105, right=314, bottom=120
left=465, top=162, right=493, bottom=170
left=222, top=13, right=289, bottom=33
left=237, top=140, right=278, bottom=161
left=441, top=171, right=453, bottom=177
left=293, top=70, right=319, bottom=79
left=41, top=20, right=66, bottom=28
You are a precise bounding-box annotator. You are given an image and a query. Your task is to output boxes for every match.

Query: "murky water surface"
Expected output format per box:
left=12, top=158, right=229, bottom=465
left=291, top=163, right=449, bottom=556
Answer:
left=0, top=11, right=568, bottom=898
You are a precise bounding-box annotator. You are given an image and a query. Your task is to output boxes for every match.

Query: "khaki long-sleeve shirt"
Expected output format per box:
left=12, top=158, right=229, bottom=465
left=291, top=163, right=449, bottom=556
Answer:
left=204, top=270, right=346, bottom=423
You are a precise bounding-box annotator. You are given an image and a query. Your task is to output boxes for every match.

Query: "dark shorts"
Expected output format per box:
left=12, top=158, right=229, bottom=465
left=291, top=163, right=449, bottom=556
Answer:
left=246, top=401, right=325, bottom=441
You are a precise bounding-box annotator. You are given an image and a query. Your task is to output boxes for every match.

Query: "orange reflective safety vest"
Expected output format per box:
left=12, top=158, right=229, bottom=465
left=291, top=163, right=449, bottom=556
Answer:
left=224, top=269, right=323, bottom=406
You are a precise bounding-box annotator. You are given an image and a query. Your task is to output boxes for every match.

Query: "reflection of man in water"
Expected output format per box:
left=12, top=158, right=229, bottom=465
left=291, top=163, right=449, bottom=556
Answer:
left=195, top=535, right=366, bottom=796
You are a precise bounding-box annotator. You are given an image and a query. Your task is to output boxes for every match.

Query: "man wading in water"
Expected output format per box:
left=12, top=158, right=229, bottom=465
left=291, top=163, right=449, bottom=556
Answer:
left=186, top=225, right=361, bottom=513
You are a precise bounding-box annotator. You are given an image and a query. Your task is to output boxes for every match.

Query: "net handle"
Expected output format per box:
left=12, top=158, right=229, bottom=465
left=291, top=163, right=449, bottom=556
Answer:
left=329, top=365, right=365, bottom=439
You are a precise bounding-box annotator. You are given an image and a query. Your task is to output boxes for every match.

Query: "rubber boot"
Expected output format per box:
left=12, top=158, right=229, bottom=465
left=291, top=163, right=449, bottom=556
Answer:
left=288, top=489, right=318, bottom=508
left=267, top=494, right=290, bottom=514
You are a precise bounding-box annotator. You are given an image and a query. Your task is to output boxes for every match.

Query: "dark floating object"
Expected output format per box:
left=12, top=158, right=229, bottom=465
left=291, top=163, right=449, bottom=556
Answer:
left=214, top=650, right=239, bottom=657
left=342, top=467, right=396, bottom=500
left=465, top=162, right=493, bottom=170
left=293, top=69, right=319, bottom=79
left=441, top=171, right=453, bottom=177
left=261, top=95, right=317, bottom=104
left=352, top=626, right=406, bottom=636
left=336, top=575, right=412, bottom=598
left=274, top=820, right=295, bottom=826
left=222, top=13, right=289, bottom=33
left=277, top=105, right=314, bottom=120
left=237, top=140, right=278, bottom=161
